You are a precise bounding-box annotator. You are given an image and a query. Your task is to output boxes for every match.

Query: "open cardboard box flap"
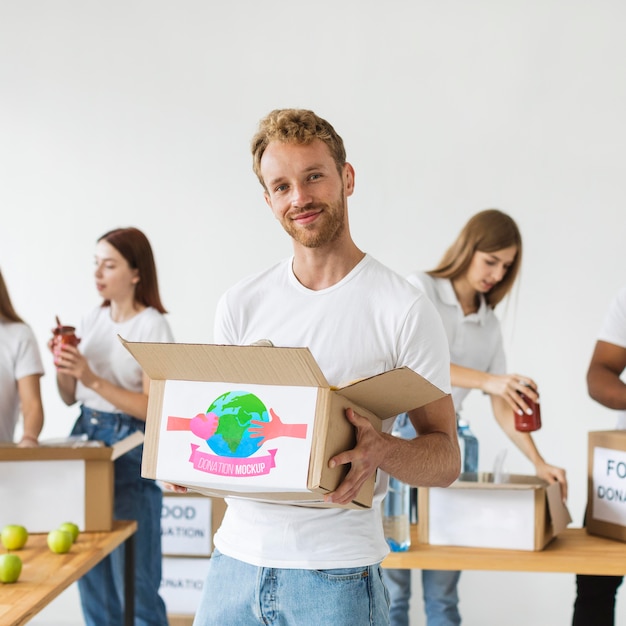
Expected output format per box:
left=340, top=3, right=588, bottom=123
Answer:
left=121, top=340, right=328, bottom=387
left=120, top=338, right=447, bottom=508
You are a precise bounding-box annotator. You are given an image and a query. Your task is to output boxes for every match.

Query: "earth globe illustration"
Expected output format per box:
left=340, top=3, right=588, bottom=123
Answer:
left=205, top=390, right=269, bottom=458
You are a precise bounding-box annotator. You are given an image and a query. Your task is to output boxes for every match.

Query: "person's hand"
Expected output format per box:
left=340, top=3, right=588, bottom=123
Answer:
left=54, top=345, right=95, bottom=384
left=17, top=436, right=38, bottom=448
left=483, top=373, right=539, bottom=415
left=535, top=460, right=568, bottom=502
left=162, top=482, right=189, bottom=493
left=324, top=408, right=385, bottom=505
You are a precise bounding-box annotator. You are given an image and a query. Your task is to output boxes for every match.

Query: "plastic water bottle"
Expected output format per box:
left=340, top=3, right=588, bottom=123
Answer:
left=457, top=418, right=479, bottom=474
left=383, top=476, right=411, bottom=552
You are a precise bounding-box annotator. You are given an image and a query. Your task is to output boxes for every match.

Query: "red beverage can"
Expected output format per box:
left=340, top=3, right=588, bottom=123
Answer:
left=514, top=385, right=542, bottom=432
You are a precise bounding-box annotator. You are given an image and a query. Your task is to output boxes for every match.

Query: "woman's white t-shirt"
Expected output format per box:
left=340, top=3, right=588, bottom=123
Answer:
left=406, top=271, right=506, bottom=413
left=0, top=321, right=44, bottom=441
left=75, top=306, right=174, bottom=413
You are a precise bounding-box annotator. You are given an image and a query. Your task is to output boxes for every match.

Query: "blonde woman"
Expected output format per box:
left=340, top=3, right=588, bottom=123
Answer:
left=384, top=209, right=568, bottom=626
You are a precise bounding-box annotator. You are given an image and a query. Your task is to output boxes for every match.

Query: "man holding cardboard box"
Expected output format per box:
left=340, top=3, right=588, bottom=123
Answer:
left=185, top=109, right=461, bottom=625
left=573, top=285, right=626, bottom=626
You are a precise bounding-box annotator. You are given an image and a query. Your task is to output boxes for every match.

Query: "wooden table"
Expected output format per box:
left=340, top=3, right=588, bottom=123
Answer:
left=382, top=525, right=626, bottom=575
left=0, top=520, right=137, bottom=626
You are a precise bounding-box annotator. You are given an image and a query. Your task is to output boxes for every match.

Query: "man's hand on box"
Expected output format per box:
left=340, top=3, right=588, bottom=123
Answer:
left=324, top=408, right=385, bottom=505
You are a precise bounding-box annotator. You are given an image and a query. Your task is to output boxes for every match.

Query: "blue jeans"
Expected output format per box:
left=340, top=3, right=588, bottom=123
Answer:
left=383, top=568, right=461, bottom=626
left=382, top=414, right=475, bottom=626
left=71, top=406, right=168, bottom=626
left=193, top=549, right=391, bottom=625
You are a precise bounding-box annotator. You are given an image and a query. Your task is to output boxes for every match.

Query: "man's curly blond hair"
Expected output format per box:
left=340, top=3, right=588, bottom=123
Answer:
left=251, top=109, right=346, bottom=189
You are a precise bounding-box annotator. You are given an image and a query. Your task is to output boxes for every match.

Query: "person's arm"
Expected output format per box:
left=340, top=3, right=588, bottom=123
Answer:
left=55, top=369, right=78, bottom=406
left=451, top=363, right=538, bottom=415
left=587, top=340, right=626, bottom=410
left=324, top=395, right=461, bottom=505
left=490, top=394, right=568, bottom=500
left=55, top=344, right=149, bottom=420
left=16, top=374, right=44, bottom=447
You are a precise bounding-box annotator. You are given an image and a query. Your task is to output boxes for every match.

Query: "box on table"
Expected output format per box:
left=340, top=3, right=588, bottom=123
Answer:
left=418, top=472, right=572, bottom=551
left=0, top=432, right=143, bottom=533
left=122, top=339, right=445, bottom=509
left=161, top=492, right=226, bottom=556
left=167, top=616, right=194, bottom=626
left=586, top=430, right=626, bottom=542
left=161, top=555, right=210, bottom=617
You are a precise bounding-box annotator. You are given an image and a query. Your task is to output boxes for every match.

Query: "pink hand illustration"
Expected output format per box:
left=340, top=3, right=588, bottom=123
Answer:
left=189, top=412, right=219, bottom=440
left=248, top=408, right=307, bottom=444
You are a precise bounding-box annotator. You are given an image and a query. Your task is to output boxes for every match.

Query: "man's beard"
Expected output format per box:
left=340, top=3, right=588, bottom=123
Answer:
left=281, top=191, right=346, bottom=249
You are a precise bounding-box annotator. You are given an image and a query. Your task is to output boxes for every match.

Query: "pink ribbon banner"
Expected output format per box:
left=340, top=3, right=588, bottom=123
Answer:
left=188, top=444, right=277, bottom=477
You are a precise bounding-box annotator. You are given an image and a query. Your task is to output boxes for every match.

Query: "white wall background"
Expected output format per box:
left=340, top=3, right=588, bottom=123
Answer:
left=1, top=1, right=625, bottom=624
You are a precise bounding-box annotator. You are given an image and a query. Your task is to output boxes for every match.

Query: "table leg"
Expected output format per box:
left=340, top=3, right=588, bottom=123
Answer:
left=124, top=532, right=135, bottom=626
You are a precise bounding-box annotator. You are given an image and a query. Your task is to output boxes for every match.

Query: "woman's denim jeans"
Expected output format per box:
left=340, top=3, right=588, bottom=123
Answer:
left=193, top=549, right=390, bottom=625
left=71, top=406, right=168, bottom=626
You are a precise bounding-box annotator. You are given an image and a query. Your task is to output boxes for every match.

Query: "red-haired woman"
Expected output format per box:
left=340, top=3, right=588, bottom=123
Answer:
left=53, top=227, right=173, bottom=626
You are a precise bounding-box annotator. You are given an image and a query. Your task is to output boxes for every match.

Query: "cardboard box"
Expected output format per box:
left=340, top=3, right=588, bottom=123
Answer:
left=168, top=616, right=194, bottom=626
left=587, top=430, right=626, bottom=542
left=161, top=492, right=226, bottom=556
left=0, top=432, right=143, bottom=532
left=122, top=339, right=445, bottom=509
left=160, top=556, right=210, bottom=616
left=418, top=472, right=571, bottom=551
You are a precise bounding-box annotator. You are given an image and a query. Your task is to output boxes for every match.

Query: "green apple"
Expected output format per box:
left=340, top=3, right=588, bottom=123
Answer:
left=1, top=525, right=28, bottom=550
left=47, top=529, right=73, bottom=554
left=0, top=553, right=22, bottom=583
left=58, top=522, right=80, bottom=543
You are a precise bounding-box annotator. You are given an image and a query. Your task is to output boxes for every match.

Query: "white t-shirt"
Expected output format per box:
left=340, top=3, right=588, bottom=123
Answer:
left=0, top=320, right=44, bottom=442
left=596, top=285, right=626, bottom=429
left=75, top=306, right=174, bottom=413
left=212, top=254, right=451, bottom=569
left=406, top=271, right=506, bottom=413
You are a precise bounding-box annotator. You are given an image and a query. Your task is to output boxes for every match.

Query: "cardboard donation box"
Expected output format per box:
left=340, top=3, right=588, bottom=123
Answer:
left=161, top=556, right=210, bottom=619
left=419, top=472, right=572, bottom=551
left=587, top=430, right=626, bottom=542
left=160, top=493, right=225, bottom=622
left=161, top=492, right=226, bottom=556
left=167, top=616, right=194, bottom=626
left=122, top=339, right=446, bottom=509
left=0, top=432, right=144, bottom=532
